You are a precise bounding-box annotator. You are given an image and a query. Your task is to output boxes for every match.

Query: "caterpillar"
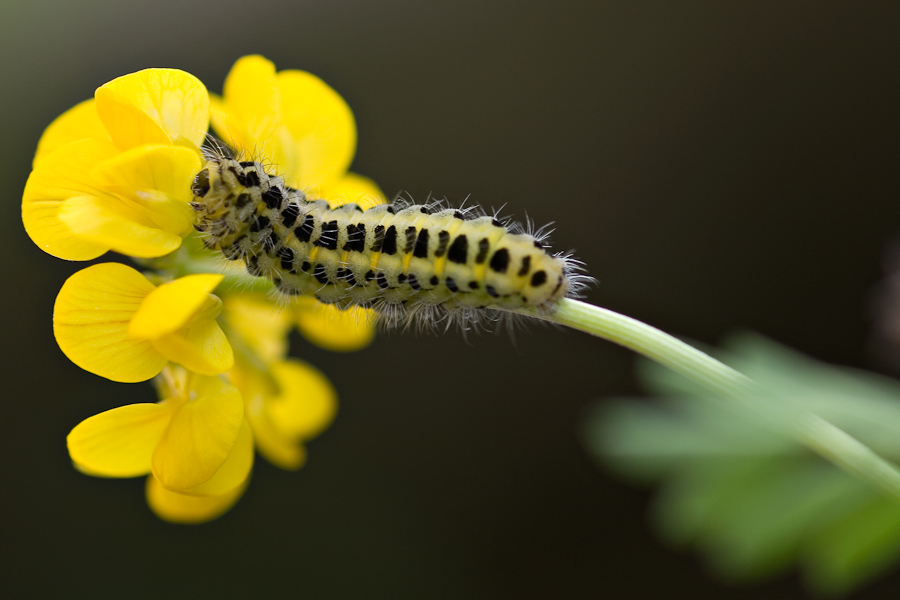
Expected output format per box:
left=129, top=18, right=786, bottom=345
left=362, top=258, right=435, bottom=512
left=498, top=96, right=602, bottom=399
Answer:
left=190, top=147, right=590, bottom=330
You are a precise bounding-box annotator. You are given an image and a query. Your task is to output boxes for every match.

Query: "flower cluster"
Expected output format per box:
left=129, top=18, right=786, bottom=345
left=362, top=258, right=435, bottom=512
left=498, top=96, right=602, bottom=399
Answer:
left=23, top=56, right=385, bottom=523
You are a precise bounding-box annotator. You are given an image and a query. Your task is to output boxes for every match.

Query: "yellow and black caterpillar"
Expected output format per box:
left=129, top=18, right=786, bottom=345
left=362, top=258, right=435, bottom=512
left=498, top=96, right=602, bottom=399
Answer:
left=191, top=150, right=589, bottom=330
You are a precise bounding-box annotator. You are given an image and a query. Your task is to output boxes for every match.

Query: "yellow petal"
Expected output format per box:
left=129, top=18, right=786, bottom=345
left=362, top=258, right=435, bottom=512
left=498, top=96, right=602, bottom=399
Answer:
left=231, top=362, right=306, bottom=470
left=57, top=194, right=184, bottom=258
left=275, top=69, right=356, bottom=189
left=22, top=198, right=108, bottom=261
left=293, top=298, right=377, bottom=352
left=208, top=94, right=250, bottom=157
left=95, top=89, right=170, bottom=149
left=67, top=403, right=174, bottom=477
left=30, top=141, right=193, bottom=259
left=151, top=312, right=234, bottom=375
left=22, top=138, right=119, bottom=260
left=24, top=138, right=118, bottom=200
left=130, top=274, right=224, bottom=339
left=34, top=99, right=108, bottom=166
left=223, top=294, right=291, bottom=363
left=267, top=359, right=338, bottom=440
left=89, top=144, right=201, bottom=235
left=250, top=412, right=307, bottom=470
left=91, top=143, right=201, bottom=197
left=183, top=417, right=253, bottom=496
left=213, top=57, right=358, bottom=191
left=146, top=473, right=247, bottom=524
left=54, top=263, right=168, bottom=382
left=151, top=375, right=244, bottom=491
left=316, top=171, right=387, bottom=210
left=96, top=68, right=210, bottom=150
left=221, top=55, right=281, bottom=147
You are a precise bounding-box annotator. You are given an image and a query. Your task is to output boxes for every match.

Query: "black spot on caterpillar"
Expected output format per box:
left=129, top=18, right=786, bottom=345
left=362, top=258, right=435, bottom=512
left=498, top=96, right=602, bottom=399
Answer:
left=191, top=147, right=590, bottom=330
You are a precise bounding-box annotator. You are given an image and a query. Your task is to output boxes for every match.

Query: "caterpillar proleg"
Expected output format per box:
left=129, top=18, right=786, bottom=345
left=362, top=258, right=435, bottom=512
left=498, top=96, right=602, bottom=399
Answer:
left=191, top=146, right=590, bottom=330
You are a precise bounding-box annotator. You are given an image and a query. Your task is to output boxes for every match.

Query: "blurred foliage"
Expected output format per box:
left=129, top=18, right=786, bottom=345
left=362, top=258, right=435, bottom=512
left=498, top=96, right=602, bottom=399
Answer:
left=584, top=335, right=900, bottom=596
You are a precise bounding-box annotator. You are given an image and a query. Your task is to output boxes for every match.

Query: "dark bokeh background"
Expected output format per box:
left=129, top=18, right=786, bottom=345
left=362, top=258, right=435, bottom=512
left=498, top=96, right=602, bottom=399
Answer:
left=2, top=1, right=899, bottom=598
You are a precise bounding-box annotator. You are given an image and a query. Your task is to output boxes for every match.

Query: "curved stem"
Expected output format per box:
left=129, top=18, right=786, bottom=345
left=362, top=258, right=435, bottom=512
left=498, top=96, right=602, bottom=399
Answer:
left=519, top=298, right=752, bottom=398
left=517, top=298, right=900, bottom=502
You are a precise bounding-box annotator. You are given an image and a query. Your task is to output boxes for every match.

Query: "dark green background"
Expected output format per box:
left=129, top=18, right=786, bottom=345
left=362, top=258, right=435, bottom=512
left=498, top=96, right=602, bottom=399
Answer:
left=2, top=1, right=899, bottom=598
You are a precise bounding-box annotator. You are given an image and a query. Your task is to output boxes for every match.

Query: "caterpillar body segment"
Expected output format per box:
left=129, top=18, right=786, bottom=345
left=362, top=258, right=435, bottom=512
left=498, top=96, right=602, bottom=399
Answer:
left=191, top=153, right=584, bottom=329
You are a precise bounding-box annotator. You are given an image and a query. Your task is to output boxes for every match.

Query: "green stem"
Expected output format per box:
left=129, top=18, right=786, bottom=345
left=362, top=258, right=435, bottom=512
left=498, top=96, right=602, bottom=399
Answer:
left=518, top=298, right=900, bottom=502
left=798, top=416, right=900, bottom=501
left=519, top=298, right=752, bottom=398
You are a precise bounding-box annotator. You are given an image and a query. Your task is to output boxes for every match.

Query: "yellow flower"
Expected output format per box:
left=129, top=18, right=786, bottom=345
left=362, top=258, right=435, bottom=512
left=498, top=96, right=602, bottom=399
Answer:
left=213, top=55, right=385, bottom=206
left=67, top=367, right=253, bottom=517
left=23, top=69, right=210, bottom=260
left=221, top=295, right=341, bottom=469
left=28, top=57, right=385, bottom=524
left=231, top=358, right=337, bottom=470
left=54, top=263, right=233, bottom=382
left=214, top=56, right=351, bottom=193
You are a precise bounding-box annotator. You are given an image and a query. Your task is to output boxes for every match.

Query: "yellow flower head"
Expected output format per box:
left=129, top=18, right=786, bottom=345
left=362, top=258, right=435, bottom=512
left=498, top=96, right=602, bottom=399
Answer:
left=29, top=55, right=385, bottom=523
left=67, top=366, right=253, bottom=497
left=231, top=358, right=337, bottom=470
left=54, top=263, right=233, bottom=382
left=214, top=56, right=347, bottom=190
left=212, top=55, right=385, bottom=207
left=23, top=69, right=210, bottom=260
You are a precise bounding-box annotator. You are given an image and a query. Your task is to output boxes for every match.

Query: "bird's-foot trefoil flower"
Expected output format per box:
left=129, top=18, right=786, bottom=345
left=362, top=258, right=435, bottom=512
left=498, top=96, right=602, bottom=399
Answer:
left=25, top=55, right=383, bottom=522
left=23, top=69, right=210, bottom=260
left=53, top=263, right=233, bottom=383
left=67, top=366, right=253, bottom=523
left=230, top=352, right=337, bottom=470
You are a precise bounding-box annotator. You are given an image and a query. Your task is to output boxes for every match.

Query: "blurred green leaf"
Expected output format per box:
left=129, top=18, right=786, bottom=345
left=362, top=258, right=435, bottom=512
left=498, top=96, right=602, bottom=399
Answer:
left=584, top=334, right=900, bottom=595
